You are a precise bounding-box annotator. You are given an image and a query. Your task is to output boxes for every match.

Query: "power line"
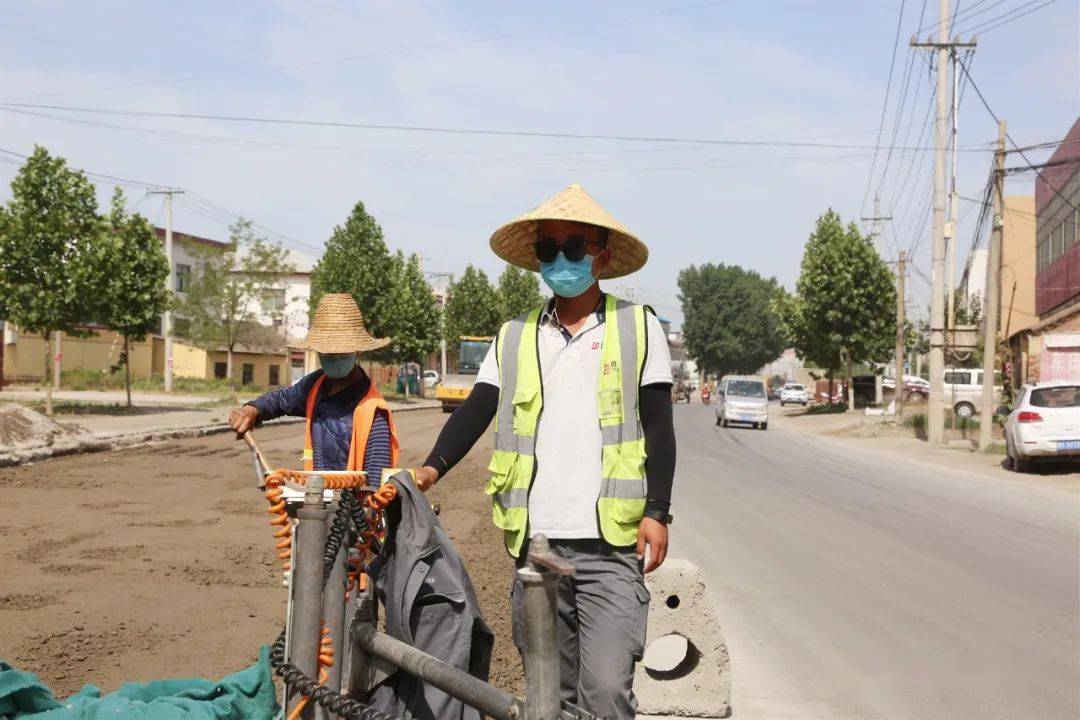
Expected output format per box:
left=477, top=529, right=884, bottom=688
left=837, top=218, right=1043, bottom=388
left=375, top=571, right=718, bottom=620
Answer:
left=917, top=0, right=998, bottom=32
left=3, top=0, right=729, bottom=105
left=0, top=101, right=993, bottom=152
left=956, top=0, right=1063, bottom=34
left=956, top=54, right=1079, bottom=213
left=861, top=0, right=908, bottom=215
left=0, top=144, right=321, bottom=256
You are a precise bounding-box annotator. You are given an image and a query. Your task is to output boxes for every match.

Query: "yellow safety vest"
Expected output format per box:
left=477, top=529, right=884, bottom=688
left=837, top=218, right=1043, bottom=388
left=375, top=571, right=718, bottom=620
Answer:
left=486, top=294, right=649, bottom=557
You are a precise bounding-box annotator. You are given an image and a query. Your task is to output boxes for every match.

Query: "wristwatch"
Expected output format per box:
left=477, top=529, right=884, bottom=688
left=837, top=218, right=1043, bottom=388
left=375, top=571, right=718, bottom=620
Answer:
left=644, top=509, right=673, bottom=525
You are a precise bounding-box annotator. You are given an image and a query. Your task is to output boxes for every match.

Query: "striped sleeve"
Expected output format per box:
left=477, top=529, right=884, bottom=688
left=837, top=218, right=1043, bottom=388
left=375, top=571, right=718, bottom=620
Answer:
left=363, top=408, right=394, bottom=488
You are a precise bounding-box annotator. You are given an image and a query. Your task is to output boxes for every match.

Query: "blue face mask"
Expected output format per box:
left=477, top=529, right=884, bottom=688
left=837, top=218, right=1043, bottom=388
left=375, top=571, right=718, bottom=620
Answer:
left=539, top=253, right=596, bottom=298
left=319, top=353, right=357, bottom=379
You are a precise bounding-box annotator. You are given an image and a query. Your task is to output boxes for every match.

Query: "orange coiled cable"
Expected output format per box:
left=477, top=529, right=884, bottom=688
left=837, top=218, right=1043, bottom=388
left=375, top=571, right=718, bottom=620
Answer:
left=286, top=625, right=335, bottom=720
left=262, top=469, right=370, bottom=572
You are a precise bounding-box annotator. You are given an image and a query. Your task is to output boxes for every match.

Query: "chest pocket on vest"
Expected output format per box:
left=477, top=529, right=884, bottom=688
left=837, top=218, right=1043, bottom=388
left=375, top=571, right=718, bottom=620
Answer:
left=511, top=384, right=541, bottom=435
left=598, top=388, right=624, bottom=421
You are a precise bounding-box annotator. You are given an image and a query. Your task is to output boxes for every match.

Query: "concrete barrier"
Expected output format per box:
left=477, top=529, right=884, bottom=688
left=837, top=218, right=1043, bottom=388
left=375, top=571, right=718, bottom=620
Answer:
left=635, top=559, right=731, bottom=717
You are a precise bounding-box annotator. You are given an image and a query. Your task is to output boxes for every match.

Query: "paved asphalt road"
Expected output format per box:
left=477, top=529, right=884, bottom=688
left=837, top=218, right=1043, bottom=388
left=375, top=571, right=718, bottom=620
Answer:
left=668, top=401, right=1079, bottom=720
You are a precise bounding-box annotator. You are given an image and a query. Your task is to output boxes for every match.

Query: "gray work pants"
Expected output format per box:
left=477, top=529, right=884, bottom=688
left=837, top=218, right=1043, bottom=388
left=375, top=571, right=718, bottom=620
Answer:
left=512, top=539, right=650, bottom=720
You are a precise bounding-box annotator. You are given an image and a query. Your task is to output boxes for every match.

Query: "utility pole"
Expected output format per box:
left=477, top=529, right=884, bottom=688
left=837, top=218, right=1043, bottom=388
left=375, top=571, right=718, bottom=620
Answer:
left=149, top=188, right=184, bottom=392
left=861, top=195, right=892, bottom=256
left=911, top=2, right=977, bottom=444
left=979, top=121, right=1006, bottom=450
left=946, top=46, right=961, bottom=329
left=895, top=251, right=906, bottom=418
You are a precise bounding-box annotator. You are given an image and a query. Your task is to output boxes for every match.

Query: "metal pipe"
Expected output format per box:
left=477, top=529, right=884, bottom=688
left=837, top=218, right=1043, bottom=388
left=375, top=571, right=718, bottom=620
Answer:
left=316, top=510, right=349, bottom=719
left=519, top=534, right=562, bottom=720
left=354, top=625, right=524, bottom=720
left=287, top=475, right=330, bottom=720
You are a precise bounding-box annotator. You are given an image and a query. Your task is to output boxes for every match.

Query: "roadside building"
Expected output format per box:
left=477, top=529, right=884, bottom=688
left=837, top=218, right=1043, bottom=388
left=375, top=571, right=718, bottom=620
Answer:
left=1, top=228, right=306, bottom=390
left=666, top=330, right=698, bottom=383
left=1007, top=117, right=1080, bottom=383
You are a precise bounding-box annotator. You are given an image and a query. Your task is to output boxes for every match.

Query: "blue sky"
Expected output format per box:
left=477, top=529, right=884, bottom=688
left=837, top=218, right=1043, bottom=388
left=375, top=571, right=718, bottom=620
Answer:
left=1, top=0, right=1076, bottom=326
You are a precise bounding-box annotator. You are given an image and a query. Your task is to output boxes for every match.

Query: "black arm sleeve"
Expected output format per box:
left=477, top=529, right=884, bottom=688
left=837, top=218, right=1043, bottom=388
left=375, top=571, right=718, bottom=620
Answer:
left=640, top=382, right=676, bottom=515
left=423, top=382, right=499, bottom=477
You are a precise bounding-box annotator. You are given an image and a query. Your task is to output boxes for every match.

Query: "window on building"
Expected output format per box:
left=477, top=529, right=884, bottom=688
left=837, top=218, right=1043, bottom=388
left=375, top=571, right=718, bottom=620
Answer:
left=173, top=317, right=191, bottom=336
left=214, top=362, right=227, bottom=379
left=269, top=364, right=280, bottom=386
left=242, top=363, right=254, bottom=386
left=176, top=264, right=191, bottom=292
left=262, top=288, right=287, bottom=314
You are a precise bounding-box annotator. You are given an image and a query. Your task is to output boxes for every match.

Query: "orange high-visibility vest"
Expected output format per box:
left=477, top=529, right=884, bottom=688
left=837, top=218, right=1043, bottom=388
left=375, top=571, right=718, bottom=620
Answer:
left=303, top=374, right=400, bottom=473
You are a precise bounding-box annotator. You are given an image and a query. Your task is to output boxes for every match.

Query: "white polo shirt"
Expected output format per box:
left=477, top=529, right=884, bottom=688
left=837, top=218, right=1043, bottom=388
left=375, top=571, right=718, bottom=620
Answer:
left=475, top=297, right=673, bottom=539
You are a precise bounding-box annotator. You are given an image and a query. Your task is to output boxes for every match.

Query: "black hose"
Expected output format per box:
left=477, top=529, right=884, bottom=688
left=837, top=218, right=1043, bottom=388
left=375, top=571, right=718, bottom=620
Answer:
left=269, top=627, right=400, bottom=720
left=269, top=489, right=401, bottom=720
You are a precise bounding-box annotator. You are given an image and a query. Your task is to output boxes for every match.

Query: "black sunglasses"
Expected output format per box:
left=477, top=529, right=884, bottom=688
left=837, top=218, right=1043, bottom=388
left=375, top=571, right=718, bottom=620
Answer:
left=534, top=234, right=596, bottom=263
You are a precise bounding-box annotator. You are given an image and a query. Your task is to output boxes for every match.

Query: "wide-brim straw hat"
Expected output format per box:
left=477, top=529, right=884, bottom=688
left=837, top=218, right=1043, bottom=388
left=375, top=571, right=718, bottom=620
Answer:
left=489, top=183, right=648, bottom=279
left=294, top=293, right=391, bottom=354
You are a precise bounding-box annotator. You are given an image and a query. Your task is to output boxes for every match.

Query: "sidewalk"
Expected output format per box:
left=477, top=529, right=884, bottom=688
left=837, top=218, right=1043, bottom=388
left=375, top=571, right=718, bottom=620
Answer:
left=771, top=405, right=1079, bottom=497
left=0, top=393, right=441, bottom=466
left=0, top=388, right=222, bottom=406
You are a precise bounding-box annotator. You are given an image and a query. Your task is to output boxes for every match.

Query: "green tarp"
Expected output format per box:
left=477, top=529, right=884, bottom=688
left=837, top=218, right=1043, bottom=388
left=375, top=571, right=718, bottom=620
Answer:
left=0, top=646, right=279, bottom=720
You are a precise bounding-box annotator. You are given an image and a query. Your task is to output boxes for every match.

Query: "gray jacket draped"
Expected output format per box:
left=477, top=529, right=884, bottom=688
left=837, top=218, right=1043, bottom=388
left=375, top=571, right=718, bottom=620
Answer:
left=367, top=471, right=495, bottom=720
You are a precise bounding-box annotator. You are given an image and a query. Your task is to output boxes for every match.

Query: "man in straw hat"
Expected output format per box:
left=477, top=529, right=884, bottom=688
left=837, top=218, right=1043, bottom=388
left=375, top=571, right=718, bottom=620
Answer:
left=229, top=293, right=399, bottom=485
left=413, top=184, right=676, bottom=718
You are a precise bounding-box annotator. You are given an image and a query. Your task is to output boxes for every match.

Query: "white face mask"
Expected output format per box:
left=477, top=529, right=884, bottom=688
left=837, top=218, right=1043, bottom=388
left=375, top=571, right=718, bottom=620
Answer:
left=318, top=353, right=357, bottom=379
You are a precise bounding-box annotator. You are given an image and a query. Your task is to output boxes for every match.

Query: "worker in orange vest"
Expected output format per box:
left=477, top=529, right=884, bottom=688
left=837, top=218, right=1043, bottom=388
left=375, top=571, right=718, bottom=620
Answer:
left=229, top=293, right=399, bottom=484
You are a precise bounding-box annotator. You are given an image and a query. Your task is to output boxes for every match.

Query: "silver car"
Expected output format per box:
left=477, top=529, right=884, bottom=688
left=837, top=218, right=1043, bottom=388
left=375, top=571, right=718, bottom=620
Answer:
left=716, top=376, right=769, bottom=430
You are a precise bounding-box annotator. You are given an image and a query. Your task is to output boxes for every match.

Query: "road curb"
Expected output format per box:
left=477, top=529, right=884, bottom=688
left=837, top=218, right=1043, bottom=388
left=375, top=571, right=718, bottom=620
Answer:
left=0, top=402, right=439, bottom=468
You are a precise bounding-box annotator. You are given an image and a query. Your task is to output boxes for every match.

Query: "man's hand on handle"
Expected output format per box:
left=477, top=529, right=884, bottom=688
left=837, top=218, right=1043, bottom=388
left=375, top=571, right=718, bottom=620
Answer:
left=637, top=517, right=668, bottom=574
left=229, top=405, right=259, bottom=439
left=413, top=466, right=439, bottom=492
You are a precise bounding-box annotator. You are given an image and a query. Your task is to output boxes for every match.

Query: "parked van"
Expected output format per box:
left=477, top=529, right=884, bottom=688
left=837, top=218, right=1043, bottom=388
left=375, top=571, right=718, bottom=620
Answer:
left=715, top=375, right=769, bottom=430
left=943, top=367, right=1004, bottom=419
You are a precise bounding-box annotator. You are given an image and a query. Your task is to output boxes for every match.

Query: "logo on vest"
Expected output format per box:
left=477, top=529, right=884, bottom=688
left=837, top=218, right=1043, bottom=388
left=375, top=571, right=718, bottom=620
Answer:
left=603, top=359, right=619, bottom=375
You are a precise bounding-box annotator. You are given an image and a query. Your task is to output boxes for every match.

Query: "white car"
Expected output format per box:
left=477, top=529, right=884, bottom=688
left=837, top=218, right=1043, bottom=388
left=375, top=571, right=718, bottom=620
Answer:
left=423, top=369, right=440, bottom=389
left=779, top=383, right=809, bottom=406
left=943, top=367, right=1003, bottom=420
left=1004, top=381, right=1080, bottom=472
left=716, top=376, right=769, bottom=430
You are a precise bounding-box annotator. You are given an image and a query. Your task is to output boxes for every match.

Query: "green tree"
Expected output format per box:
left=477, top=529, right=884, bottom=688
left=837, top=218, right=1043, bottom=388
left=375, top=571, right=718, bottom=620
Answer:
left=782, top=209, right=896, bottom=409
left=381, top=251, right=441, bottom=395
left=309, top=202, right=395, bottom=360
left=176, top=219, right=293, bottom=382
left=677, top=263, right=786, bottom=378
left=100, top=188, right=170, bottom=407
left=497, top=264, right=545, bottom=320
left=0, top=146, right=105, bottom=415
left=444, top=264, right=501, bottom=352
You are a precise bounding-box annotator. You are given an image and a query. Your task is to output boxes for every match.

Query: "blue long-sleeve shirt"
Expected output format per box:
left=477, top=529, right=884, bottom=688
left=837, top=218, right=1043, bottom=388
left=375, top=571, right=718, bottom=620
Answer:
left=248, top=369, right=392, bottom=487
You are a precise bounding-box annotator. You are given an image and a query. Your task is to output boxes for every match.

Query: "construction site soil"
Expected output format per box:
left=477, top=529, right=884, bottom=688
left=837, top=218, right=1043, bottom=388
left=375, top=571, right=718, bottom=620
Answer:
left=0, top=409, right=524, bottom=698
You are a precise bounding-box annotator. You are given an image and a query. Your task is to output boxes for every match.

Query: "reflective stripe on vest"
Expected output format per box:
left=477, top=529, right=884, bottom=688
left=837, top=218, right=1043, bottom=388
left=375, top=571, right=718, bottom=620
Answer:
left=487, top=295, right=648, bottom=557
left=304, top=373, right=400, bottom=474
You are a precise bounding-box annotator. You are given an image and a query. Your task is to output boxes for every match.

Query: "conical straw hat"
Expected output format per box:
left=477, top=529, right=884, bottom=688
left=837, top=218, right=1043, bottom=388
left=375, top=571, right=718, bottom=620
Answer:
left=294, top=293, right=391, bottom=354
left=489, top=183, right=648, bottom=279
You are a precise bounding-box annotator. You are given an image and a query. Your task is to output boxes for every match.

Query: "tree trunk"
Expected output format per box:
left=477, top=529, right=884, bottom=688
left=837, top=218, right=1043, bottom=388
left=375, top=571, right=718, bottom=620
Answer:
left=43, top=332, right=53, bottom=417
left=846, top=358, right=855, bottom=412
left=827, top=369, right=834, bottom=406
left=123, top=335, right=132, bottom=408
left=227, top=348, right=234, bottom=384
left=417, top=359, right=425, bottom=399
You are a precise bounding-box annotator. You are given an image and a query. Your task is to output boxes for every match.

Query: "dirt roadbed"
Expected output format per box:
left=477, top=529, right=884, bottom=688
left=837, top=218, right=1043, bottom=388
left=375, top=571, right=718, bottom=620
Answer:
left=0, top=410, right=523, bottom=698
